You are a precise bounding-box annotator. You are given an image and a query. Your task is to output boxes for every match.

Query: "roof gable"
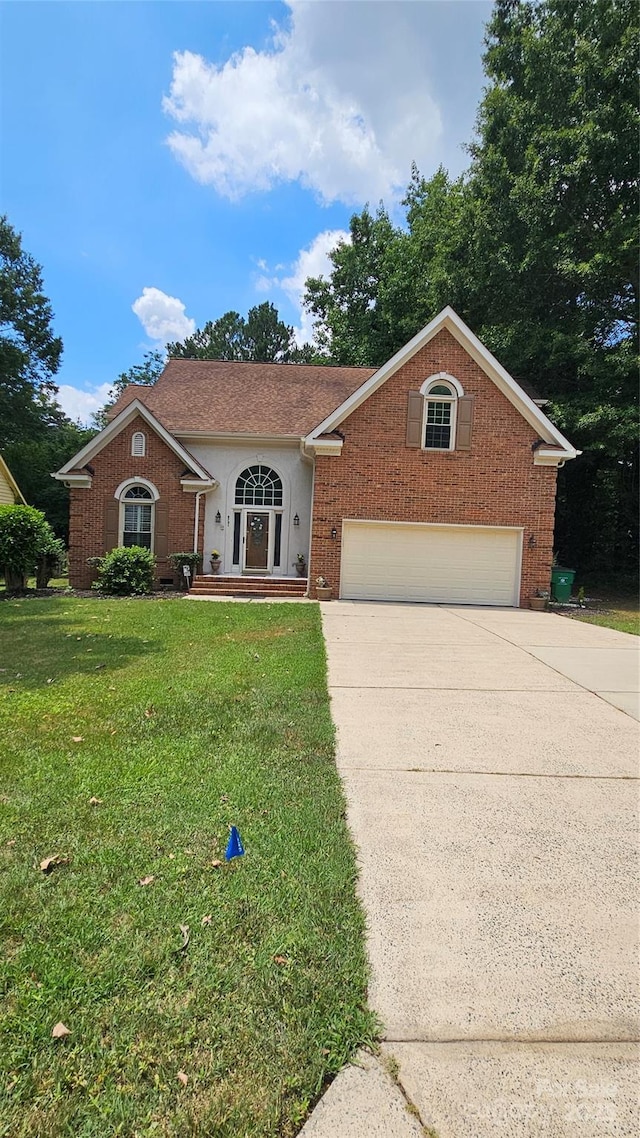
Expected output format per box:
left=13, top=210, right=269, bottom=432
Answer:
left=305, top=307, right=578, bottom=461
left=53, top=401, right=214, bottom=482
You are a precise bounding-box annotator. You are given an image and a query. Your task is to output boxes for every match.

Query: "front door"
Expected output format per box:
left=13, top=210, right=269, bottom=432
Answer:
left=244, top=511, right=270, bottom=572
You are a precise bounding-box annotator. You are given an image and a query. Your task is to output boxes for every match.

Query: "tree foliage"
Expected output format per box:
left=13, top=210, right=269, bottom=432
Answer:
left=167, top=302, right=302, bottom=362
left=0, top=216, right=63, bottom=448
left=0, top=503, right=58, bottom=589
left=302, top=0, right=638, bottom=580
left=3, top=419, right=96, bottom=543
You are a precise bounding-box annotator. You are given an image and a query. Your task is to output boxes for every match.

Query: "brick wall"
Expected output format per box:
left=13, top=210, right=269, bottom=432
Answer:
left=309, top=329, right=558, bottom=606
left=68, top=415, right=202, bottom=588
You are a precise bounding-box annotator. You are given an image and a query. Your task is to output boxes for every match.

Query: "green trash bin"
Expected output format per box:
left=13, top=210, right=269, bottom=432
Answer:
left=551, top=567, right=576, bottom=602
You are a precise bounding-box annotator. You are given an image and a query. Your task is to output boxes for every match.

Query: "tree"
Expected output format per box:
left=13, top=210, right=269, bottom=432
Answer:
left=466, top=0, right=639, bottom=578
left=166, top=302, right=298, bottom=362
left=93, top=349, right=166, bottom=429
left=3, top=417, right=96, bottom=542
left=303, top=206, right=407, bottom=366
left=301, top=0, right=638, bottom=580
left=0, top=216, right=63, bottom=448
left=0, top=503, right=59, bottom=590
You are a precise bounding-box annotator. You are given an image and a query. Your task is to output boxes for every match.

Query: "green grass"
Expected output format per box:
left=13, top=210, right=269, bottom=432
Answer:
left=0, top=598, right=377, bottom=1137
left=566, top=591, right=639, bottom=636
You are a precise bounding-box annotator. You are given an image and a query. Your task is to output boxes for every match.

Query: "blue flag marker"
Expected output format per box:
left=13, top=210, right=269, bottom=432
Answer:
left=225, top=826, right=245, bottom=861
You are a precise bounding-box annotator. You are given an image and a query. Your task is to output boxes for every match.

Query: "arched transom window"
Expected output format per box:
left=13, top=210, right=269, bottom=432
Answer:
left=122, top=484, right=153, bottom=548
left=420, top=377, right=461, bottom=451
left=235, top=465, right=283, bottom=507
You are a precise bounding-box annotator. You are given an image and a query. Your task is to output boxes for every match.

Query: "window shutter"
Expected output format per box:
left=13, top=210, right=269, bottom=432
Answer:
left=456, top=395, right=474, bottom=451
left=406, top=391, right=423, bottom=447
left=155, top=503, right=169, bottom=559
left=104, top=503, right=119, bottom=552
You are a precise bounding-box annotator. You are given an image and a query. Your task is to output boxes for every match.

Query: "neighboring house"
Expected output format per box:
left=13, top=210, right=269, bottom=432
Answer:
left=0, top=455, right=26, bottom=505
left=53, top=307, right=578, bottom=605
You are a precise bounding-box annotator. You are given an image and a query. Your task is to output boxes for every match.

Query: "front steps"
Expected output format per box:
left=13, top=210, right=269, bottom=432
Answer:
left=190, top=574, right=308, bottom=598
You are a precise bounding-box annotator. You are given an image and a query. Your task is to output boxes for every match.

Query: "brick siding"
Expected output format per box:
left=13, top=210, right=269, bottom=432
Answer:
left=68, top=415, right=203, bottom=588
left=309, top=329, right=558, bottom=606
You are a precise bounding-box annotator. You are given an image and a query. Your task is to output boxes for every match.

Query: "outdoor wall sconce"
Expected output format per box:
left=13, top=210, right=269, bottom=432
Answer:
left=215, top=510, right=221, bottom=524
left=331, top=527, right=337, bottom=539
left=528, top=533, right=536, bottom=548
left=293, top=513, right=300, bottom=526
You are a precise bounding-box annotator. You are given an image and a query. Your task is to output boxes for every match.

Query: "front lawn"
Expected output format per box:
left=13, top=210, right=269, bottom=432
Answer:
left=0, top=598, right=376, bottom=1137
left=562, top=590, right=639, bottom=636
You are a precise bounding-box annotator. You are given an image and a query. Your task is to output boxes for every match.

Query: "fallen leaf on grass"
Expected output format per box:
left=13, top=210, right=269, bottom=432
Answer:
left=273, top=955, right=288, bottom=966
left=210, top=859, right=222, bottom=869
left=178, top=924, right=190, bottom=951
left=88, top=797, right=103, bottom=806
left=94, top=663, right=106, bottom=670
left=71, top=736, right=84, bottom=743
left=177, top=1071, right=188, bottom=1086
left=201, top=915, right=212, bottom=926
left=51, top=1022, right=71, bottom=1039
left=138, top=875, right=155, bottom=887
left=6, top=839, right=16, bottom=847
left=40, top=855, right=70, bottom=874
left=144, top=706, right=155, bottom=718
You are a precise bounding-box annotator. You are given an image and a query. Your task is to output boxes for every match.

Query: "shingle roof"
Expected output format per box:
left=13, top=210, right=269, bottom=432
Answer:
left=107, top=360, right=376, bottom=437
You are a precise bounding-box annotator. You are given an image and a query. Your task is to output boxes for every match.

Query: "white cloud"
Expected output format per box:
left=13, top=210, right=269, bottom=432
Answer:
left=257, top=228, right=350, bottom=344
left=57, top=382, right=112, bottom=426
left=162, top=1, right=443, bottom=204
left=132, top=286, right=195, bottom=343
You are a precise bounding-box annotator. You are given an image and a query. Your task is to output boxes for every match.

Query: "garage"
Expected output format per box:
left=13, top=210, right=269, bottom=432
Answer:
left=340, top=520, right=522, bottom=606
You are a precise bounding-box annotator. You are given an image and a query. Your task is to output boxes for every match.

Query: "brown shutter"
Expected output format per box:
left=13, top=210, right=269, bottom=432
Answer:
left=154, top=503, right=169, bottom=559
left=104, top=503, right=119, bottom=552
left=406, top=391, right=423, bottom=447
left=456, top=395, right=475, bottom=451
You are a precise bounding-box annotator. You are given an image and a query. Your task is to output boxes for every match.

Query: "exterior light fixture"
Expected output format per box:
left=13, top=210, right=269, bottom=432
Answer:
left=293, top=513, right=300, bottom=526
left=331, top=527, right=337, bottom=539
left=215, top=510, right=221, bottom=524
left=528, top=533, right=536, bottom=548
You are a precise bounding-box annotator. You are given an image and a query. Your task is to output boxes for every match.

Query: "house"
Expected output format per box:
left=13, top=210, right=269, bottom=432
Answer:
left=53, top=307, right=578, bottom=605
left=0, top=455, right=26, bottom=505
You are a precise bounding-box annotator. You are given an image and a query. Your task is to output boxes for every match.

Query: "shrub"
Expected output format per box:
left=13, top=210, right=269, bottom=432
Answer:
left=92, top=546, right=156, bottom=595
left=36, top=531, right=66, bottom=588
left=167, top=551, right=202, bottom=588
left=0, top=504, right=58, bottom=591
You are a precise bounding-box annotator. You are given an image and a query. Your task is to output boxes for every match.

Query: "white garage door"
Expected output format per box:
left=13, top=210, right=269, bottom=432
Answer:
left=340, top=520, right=522, bottom=606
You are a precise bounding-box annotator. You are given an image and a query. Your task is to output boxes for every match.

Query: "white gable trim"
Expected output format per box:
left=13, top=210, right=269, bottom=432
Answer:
left=305, top=307, right=578, bottom=461
left=52, top=400, right=214, bottom=482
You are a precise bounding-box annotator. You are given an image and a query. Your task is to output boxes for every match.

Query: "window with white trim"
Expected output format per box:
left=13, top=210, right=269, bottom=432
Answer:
left=235, top=465, right=283, bottom=507
left=121, top=484, right=153, bottom=548
left=131, top=431, right=146, bottom=457
left=423, top=381, right=458, bottom=451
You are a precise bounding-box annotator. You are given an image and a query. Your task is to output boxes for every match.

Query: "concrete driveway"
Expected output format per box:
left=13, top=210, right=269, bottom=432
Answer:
left=322, top=603, right=639, bottom=1137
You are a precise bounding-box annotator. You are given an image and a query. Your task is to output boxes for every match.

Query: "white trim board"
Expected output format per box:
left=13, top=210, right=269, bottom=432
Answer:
left=304, top=307, right=578, bottom=463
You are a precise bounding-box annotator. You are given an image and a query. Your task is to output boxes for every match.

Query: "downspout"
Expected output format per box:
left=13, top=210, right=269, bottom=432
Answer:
left=193, top=492, right=203, bottom=555
left=306, top=448, right=316, bottom=599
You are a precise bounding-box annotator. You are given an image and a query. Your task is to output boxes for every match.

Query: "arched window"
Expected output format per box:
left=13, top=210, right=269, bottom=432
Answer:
left=121, top=483, right=154, bottom=548
left=420, top=376, right=462, bottom=451
left=235, top=465, right=283, bottom=507
left=131, top=431, right=146, bottom=457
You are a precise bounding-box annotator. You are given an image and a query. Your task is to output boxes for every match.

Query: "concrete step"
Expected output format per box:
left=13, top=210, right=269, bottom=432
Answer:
left=190, top=575, right=308, bottom=598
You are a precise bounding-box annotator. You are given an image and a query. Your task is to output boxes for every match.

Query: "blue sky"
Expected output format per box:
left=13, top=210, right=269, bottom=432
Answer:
left=1, top=0, right=492, bottom=423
